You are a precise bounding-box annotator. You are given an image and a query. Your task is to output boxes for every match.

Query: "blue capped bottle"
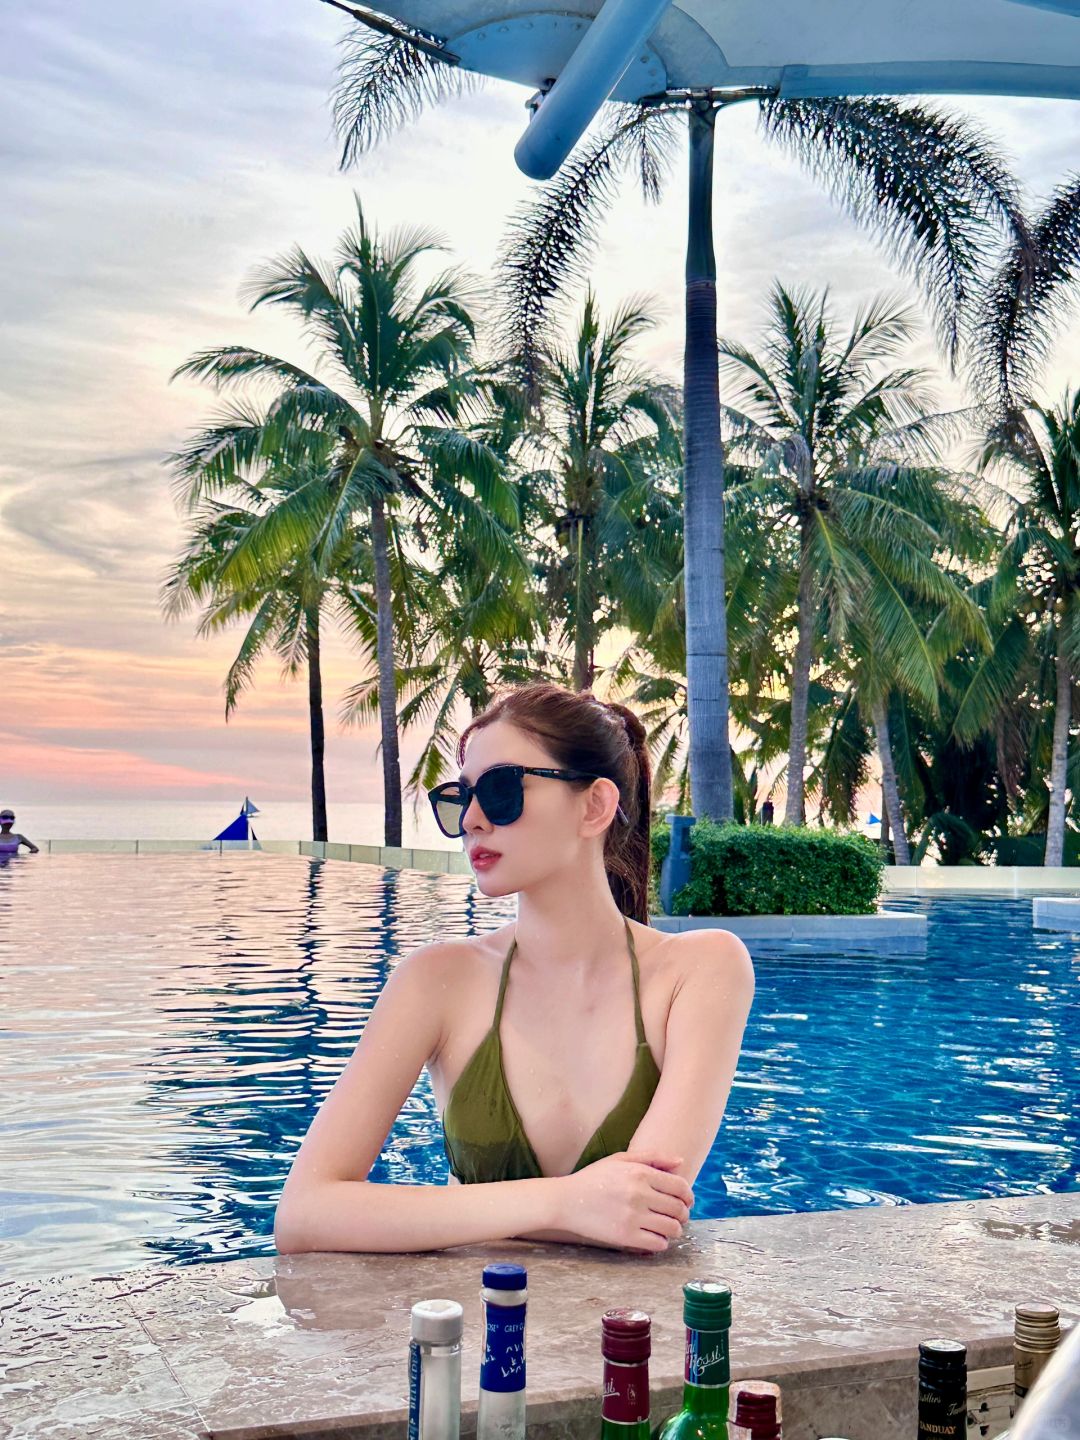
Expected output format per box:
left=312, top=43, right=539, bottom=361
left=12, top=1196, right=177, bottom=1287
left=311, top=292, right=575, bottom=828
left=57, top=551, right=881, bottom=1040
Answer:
left=477, top=1263, right=528, bottom=1440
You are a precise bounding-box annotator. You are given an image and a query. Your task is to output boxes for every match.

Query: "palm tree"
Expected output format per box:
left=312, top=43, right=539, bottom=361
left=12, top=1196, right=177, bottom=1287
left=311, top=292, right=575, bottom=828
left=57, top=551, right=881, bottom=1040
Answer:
left=162, top=455, right=359, bottom=842
left=719, top=284, right=989, bottom=829
left=978, top=397, right=1080, bottom=865
left=171, top=198, right=516, bottom=846
left=521, top=291, right=682, bottom=689
left=502, top=101, right=1026, bottom=825
left=973, top=173, right=1080, bottom=865
left=328, top=22, right=1027, bottom=822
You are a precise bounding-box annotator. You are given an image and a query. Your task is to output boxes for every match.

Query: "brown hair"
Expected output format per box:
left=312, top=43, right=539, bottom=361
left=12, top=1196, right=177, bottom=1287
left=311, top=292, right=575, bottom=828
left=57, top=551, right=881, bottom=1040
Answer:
left=457, top=682, right=653, bottom=924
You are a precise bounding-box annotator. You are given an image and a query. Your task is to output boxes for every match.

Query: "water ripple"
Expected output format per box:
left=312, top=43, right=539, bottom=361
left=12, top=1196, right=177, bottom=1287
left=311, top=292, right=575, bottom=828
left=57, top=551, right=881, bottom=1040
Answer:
left=1, top=858, right=1078, bottom=1276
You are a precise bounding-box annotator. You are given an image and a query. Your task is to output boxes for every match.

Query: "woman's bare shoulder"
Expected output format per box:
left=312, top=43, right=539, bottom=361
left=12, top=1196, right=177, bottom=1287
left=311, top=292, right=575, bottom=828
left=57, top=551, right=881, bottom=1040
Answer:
left=393, top=923, right=515, bottom=985
left=631, top=920, right=753, bottom=992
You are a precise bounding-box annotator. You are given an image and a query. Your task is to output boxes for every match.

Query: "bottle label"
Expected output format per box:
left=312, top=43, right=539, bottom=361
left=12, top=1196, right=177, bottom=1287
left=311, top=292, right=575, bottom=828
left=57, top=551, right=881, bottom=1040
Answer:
left=685, top=1327, right=730, bottom=1388
left=1014, top=1349, right=1049, bottom=1399
left=917, top=1382, right=966, bottom=1440
left=602, top=1359, right=650, bottom=1424
left=408, top=1340, right=423, bottom=1440
left=481, top=1302, right=526, bottom=1394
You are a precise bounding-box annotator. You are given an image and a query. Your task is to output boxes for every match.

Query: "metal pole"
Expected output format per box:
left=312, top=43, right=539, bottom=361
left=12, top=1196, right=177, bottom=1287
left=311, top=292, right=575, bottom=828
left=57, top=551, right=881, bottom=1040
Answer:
left=514, top=0, right=672, bottom=179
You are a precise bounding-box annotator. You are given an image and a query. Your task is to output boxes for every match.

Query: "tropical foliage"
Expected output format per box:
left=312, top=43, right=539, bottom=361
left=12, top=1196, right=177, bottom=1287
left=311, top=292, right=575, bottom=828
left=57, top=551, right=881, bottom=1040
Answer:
left=163, top=14, right=1080, bottom=864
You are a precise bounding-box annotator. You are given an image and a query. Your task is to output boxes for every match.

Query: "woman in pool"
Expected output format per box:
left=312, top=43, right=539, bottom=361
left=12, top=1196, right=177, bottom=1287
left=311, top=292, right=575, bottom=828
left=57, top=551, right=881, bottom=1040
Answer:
left=275, top=682, right=753, bottom=1255
left=0, top=809, right=39, bottom=859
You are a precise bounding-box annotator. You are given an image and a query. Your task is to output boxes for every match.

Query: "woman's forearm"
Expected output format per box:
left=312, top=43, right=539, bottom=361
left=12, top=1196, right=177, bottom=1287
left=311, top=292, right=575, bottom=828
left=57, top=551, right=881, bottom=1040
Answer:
left=275, top=1174, right=568, bottom=1255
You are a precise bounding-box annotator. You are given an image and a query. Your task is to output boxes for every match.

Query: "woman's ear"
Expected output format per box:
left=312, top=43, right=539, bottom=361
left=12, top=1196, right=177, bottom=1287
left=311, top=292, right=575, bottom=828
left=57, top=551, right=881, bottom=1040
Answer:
left=581, top=777, right=622, bottom=837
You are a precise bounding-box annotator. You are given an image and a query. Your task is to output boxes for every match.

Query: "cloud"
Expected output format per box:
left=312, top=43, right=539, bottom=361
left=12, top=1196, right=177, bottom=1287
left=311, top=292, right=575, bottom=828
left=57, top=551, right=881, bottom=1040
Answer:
left=5, top=0, right=1080, bottom=804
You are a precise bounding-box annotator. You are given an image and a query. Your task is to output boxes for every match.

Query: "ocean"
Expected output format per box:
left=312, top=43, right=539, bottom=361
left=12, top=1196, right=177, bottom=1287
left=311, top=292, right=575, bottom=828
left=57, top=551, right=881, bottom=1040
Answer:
left=15, top=800, right=450, bottom=848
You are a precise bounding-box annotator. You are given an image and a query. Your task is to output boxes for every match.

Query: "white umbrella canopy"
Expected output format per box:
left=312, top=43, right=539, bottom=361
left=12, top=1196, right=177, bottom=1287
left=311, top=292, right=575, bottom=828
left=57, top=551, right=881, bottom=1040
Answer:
left=367, top=0, right=1080, bottom=175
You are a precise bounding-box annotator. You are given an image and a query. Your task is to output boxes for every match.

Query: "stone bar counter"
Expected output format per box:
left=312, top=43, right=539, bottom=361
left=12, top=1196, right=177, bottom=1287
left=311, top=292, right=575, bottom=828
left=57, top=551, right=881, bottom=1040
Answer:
left=3, top=1192, right=1078, bottom=1440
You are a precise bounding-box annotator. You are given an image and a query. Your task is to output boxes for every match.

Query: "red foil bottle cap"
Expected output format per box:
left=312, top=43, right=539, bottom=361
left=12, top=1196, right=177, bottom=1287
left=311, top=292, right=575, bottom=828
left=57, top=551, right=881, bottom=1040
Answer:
left=733, top=1381, right=782, bottom=1438
left=601, top=1309, right=652, bottom=1362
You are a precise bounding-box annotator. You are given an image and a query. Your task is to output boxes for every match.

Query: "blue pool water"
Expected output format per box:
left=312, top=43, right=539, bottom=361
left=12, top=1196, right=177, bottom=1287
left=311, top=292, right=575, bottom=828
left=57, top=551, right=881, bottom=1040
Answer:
left=2, top=854, right=1078, bottom=1277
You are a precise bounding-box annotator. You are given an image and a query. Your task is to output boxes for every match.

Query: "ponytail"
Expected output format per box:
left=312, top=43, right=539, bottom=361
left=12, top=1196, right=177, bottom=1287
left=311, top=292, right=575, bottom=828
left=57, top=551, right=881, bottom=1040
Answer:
left=601, top=702, right=653, bottom=925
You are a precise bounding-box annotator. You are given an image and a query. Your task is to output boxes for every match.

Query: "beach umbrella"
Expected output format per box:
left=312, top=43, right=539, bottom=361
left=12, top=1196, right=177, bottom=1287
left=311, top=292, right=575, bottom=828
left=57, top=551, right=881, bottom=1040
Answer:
left=339, top=0, right=1080, bottom=178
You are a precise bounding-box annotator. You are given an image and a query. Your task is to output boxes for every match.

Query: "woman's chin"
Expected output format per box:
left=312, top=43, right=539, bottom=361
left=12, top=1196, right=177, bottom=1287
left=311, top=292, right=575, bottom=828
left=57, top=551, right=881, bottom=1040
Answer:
left=471, top=867, right=513, bottom=897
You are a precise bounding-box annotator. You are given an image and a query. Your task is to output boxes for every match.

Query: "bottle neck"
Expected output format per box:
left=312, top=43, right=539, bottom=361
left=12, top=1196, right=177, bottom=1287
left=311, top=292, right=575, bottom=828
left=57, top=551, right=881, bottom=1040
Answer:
left=601, top=1420, right=652, bottom=1440
left=680, top=1381, right=730, bottom=1419
left=601, top=1355, right=650, bottom=1438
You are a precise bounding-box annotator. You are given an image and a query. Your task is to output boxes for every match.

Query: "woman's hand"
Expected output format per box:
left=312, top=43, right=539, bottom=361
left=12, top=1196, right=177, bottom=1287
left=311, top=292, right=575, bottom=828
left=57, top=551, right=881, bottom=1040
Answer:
left=555, top=1150, right=693, bottom=1253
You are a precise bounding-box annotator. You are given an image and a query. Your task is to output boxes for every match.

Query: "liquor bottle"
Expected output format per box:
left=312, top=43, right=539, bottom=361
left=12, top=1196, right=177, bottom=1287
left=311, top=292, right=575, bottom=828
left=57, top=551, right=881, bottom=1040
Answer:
left=1013, top=1302, right=1061, bottom=1407
left=917, top=1339, right=966, bottom=1440
left=654, top=1280, right=734, bottom=1440
left=1009, top=1317, right=1080, bottom=1440
left=986, top=1300, right=1064, bottom=1440
left=732, top=1380, right=782, bottom=1439
left=408, top=1298, right=463, bottom=1440
left=478, top=1263, right=527, bottom=1440
left=601, top=1309, right=653, bottom=1440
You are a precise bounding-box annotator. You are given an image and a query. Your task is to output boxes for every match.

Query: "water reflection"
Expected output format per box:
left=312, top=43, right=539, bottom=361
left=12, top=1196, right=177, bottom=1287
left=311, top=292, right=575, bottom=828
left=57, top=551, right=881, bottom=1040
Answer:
left=2, top=859, right=1078, bottom=1278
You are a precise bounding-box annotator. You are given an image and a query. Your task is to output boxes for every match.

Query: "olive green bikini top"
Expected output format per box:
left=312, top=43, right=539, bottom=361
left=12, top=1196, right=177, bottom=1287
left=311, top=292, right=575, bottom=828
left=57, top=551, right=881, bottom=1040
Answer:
left=442, top=915, right=661, bottom=1184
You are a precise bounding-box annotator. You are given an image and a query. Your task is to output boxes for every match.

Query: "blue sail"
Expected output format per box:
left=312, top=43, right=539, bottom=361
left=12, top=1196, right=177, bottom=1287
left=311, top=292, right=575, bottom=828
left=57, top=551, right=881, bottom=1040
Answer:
left=206, top=805, right=261, bottom=849
left=214, top=813, right=251, bottom=841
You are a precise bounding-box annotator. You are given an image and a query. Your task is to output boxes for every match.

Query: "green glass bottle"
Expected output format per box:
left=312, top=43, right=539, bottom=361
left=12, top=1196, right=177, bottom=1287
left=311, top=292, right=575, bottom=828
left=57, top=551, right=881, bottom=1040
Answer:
left=601, top=1309, right=653, bottom=1440
left=654, top=1281, right=733, bottom=1440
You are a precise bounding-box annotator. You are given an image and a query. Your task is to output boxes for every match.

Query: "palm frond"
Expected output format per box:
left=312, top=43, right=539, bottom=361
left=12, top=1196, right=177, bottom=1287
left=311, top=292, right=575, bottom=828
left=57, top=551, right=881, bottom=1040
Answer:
left=759, top=96, right=1028, bottom=367
left=499, top=105, right=680, bottom=392
left=974, top=174, right=1080, bottom=413
left=333, top=26, right=475, bottom=167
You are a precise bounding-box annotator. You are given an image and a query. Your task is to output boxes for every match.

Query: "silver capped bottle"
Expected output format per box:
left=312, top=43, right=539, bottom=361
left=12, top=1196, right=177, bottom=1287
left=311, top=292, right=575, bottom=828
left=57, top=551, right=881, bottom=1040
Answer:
left=408, top=1298, right=463, bottom=1440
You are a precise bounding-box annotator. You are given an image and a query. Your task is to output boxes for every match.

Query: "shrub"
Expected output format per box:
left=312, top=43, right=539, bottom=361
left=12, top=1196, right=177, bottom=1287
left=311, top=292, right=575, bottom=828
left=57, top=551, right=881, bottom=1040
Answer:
left=650, top=818, right=885, bottom=916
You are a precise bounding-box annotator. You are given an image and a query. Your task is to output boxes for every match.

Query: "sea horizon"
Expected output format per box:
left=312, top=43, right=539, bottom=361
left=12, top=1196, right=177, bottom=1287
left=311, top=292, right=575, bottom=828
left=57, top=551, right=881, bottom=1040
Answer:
left=8, top=799, right=451, bottom=848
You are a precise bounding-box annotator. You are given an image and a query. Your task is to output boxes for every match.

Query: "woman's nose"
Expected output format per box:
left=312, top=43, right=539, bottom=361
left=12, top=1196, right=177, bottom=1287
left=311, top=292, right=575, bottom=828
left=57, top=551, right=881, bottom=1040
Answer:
left=462, top=793, right=489, bottom=830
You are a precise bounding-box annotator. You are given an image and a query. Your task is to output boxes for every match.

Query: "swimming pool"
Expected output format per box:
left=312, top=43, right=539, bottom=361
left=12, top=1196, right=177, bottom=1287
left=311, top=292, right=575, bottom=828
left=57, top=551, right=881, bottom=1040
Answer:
left=2, top=854, right=1077, bottom=1277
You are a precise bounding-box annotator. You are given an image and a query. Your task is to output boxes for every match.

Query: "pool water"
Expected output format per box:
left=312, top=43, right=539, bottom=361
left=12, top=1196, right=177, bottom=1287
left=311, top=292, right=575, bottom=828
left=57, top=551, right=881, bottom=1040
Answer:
left=2, top=854, right=1078, bottom=1277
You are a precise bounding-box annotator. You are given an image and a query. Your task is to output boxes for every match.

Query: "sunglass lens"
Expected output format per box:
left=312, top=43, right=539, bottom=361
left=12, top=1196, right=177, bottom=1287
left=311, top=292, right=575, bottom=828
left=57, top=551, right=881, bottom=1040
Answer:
left=476, top=767, right=524, bottom=826
left=431, top=787, right=467, bottom=837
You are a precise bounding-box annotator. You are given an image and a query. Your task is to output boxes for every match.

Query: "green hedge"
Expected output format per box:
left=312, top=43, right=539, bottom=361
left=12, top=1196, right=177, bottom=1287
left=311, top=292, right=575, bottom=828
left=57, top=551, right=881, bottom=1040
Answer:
left=650, top=818, right=885, bottom=916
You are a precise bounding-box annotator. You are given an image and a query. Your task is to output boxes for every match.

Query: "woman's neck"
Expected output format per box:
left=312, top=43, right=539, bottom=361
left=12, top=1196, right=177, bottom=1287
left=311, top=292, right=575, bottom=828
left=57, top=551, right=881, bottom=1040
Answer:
left=513, top=863, right=629, bottom=972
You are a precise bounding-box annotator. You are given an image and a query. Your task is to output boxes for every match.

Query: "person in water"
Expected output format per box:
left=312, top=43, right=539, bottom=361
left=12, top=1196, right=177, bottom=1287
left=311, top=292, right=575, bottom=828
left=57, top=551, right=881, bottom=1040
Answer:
left=275, top=682, right=754, bottom=1255
left=0, top=810, right=39, bottom=858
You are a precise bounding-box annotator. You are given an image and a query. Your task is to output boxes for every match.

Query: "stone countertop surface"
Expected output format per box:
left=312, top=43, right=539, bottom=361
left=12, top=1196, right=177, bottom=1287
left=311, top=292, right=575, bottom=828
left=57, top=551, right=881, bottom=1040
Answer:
left=2, top=1191, right=1078, bottom=1440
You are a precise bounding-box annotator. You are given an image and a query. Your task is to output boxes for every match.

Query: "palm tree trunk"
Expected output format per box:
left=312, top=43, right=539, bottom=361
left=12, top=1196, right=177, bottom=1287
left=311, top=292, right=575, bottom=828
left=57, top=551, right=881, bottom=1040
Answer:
left=306, top=605, right=328, bottom=844
left=870, top=693, right=910, bottom=866
left=1044, top=641, right=1071, bottom=866
left=370, top=493, right=403, bottom=848
left=784, top=526, right=815, bottom=825
left=572, top=517, right=593, bottom=690
left=683, top=100, right=733, bottom=822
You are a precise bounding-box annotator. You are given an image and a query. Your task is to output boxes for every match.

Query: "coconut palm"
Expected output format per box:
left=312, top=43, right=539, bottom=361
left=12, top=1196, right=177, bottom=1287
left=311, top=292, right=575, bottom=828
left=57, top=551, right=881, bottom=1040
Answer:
left=162, top=454, right=360, bottom=842
left=971, top=173, right=1080, bottom=864
left=975, top=395, right=1080, bottom=865
left=329, top=20, right=1026, bottom=822
left=520, top=291, right=682, bottom=689
left=719, top=284, right=990, bottom=828
left=171, top=198, right=519, bottom=846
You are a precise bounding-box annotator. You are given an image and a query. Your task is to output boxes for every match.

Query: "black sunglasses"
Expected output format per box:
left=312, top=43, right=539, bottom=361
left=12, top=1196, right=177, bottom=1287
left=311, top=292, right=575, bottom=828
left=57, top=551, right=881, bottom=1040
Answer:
left=427, top=764, right=629, bottom=839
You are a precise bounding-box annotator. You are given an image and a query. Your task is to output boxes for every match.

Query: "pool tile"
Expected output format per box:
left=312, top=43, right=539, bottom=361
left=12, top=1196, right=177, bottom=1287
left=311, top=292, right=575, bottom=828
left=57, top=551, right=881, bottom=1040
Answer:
left=0, top=1272, right=201, bottom=1439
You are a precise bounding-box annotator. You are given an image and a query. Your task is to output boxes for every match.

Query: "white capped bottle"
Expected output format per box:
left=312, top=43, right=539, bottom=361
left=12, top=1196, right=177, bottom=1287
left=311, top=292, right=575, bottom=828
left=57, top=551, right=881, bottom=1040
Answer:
left=408, top=1298, right=463, bottom=1440
left=477, top=1263, right=527, bottom=1440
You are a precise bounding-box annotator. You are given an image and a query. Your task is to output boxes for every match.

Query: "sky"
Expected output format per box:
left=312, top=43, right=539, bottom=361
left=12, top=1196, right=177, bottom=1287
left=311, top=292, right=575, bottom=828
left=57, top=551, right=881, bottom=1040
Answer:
left=6, top=0, right=1080, bottom=810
